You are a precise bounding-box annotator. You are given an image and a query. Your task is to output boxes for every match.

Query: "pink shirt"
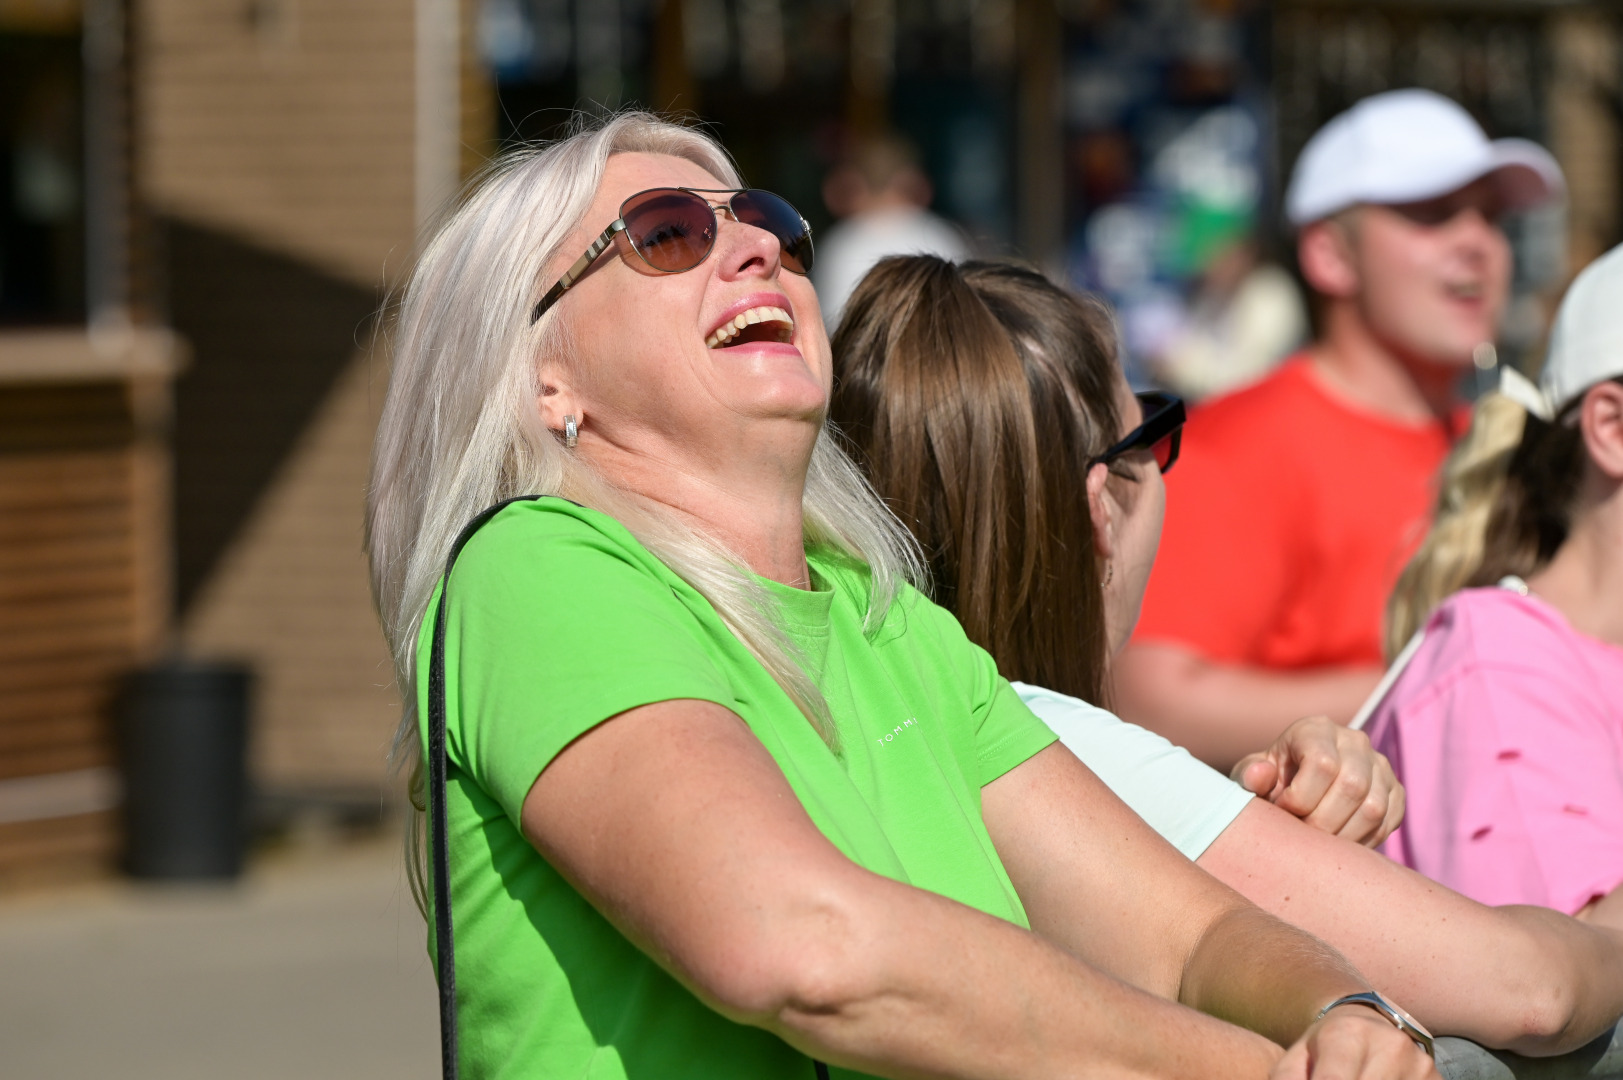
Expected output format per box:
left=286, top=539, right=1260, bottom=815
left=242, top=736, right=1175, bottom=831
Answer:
left=1366, top=587, right=1623, bottom=914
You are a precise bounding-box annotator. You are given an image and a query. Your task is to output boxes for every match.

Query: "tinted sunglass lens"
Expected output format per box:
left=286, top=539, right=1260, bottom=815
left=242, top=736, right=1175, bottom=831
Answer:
left=733, top=190, right=814, bottom=274
left=1154, top=430, right=1181, bottom=474
left=622, top=190, right=716, bottom=272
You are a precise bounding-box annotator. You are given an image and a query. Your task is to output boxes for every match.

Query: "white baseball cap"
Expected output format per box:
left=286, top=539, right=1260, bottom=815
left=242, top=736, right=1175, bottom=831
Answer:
left=1285, top=89, right=1565, bottom=227
left=1527, top=243, right=1623, bottom=418
left=1500, top=244, right=1623, bottom=419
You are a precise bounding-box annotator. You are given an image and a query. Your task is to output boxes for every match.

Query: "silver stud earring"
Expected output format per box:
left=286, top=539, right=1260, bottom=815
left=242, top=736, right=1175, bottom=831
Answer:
left=1101, top=561, right=1113, bottom=587
left=563, top=415, right=578, bottom=449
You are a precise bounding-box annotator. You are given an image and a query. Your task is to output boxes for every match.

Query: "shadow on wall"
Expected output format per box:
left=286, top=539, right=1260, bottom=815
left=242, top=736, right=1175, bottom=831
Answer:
left=162, top=217, right=383, bottom=617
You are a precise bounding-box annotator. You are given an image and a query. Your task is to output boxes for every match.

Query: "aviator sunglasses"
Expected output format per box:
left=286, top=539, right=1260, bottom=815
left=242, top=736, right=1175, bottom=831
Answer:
left=531, top=187, right=815, bottom=323
left=1091, top=391, right=1186, bottom=475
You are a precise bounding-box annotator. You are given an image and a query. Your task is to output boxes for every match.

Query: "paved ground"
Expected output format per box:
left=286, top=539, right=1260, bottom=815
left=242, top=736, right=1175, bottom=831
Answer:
left=0, top=837, right=439, bottom=1080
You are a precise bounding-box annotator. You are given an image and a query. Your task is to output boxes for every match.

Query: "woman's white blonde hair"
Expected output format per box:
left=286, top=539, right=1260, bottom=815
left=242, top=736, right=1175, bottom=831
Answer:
left=366, top=112, right=922, bottom=882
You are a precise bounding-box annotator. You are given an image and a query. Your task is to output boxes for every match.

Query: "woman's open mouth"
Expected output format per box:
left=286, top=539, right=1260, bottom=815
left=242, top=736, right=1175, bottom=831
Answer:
left=706, top=305, right=795, bottom=349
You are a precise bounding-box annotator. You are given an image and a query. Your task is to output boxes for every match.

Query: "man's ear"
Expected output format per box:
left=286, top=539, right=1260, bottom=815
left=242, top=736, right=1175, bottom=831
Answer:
left=1297, top=216, right=1360, bottom=299
left=1581, top=381, right=1623, bottom=481
left=1086, top=461, right=1116, bottom=561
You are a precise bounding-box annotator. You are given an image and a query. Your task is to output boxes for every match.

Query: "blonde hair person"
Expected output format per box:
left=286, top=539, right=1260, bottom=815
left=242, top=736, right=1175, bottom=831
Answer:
left=369, top=113, right=915, bottom=769
left=1384, top=394, right=1534, bottom=654
left=365, top=111, right=1437, bottom=1079
left=1366, top=243, right=1623, bottom=926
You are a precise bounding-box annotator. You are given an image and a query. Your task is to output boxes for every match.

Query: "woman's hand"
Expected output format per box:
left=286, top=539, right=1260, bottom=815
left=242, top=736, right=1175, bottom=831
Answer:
left=1272, top=1007, right=1438, bottom=1080
left=1231, top=716, right=1404, bottom=847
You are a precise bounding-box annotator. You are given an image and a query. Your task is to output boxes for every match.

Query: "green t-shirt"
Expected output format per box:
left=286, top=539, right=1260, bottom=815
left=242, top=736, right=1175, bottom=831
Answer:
left=416, top=497, right=1056, bottom=1079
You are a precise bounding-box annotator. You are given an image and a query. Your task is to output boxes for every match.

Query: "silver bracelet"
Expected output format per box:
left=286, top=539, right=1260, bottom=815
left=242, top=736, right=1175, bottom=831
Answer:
left=1315, top=991, right=1436, bottom=1058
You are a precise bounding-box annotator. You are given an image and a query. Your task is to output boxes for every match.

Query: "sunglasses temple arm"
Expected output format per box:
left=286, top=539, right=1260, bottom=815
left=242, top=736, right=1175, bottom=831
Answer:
left=530, top=220, right=628, bottom=324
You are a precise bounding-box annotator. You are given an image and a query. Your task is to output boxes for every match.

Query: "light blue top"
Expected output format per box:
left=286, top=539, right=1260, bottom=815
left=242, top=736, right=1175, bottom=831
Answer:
left=1012, top=682, right=1256, bottom=860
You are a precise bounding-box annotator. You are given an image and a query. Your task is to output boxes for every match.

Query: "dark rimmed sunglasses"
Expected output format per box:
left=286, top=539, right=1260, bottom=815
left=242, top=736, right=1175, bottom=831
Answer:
left=1092, top=391, right=1186, bottom=475
left=531, top=187, right=815, bottom=323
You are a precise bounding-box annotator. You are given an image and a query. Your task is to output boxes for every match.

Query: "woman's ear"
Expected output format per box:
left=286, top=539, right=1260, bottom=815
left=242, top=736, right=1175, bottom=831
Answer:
left=1580, top=381, right=1623, bottom=481
left=1086, top=461, right=1116, bottom=561
left=535, top=360, right=583, bottom=436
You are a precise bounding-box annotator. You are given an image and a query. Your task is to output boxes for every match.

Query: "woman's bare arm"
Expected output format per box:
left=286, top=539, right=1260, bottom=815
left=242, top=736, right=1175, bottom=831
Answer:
left=979, top=743, right=1397, bottom=1048
left=520, top=698, right=1287, bottom=1079
left=1199, top=797, right=1623, bottom=1055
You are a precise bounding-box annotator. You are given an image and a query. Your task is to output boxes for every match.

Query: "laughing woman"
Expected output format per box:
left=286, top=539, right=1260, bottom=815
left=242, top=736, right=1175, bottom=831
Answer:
left=366, top=113, right=1432, bottom=1079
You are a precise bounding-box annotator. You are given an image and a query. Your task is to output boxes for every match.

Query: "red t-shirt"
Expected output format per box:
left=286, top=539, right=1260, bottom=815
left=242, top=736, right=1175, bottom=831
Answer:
left=1133, top=356, right=1462, bottom=670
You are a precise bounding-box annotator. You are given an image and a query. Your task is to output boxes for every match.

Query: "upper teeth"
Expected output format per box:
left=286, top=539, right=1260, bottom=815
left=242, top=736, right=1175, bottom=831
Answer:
left=706, top=306, right=794, bottom=348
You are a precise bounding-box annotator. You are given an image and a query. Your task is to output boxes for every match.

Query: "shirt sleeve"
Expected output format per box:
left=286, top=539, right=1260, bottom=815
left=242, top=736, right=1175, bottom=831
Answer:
left=1386, top=659, right=1623, bottom=915
left=975, top=676, right=1061, bottom=787
left=892, top=585, right=1058, bottom=786
left=1013, top=682, right=1254, bottom=859
left=1131, top=408, right=1296, bottom=664
left=429, top=503, right=741, bottom=824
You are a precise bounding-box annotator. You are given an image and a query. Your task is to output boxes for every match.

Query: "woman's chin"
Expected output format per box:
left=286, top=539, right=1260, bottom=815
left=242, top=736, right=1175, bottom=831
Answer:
left=707, top=349, right=830, bottom=420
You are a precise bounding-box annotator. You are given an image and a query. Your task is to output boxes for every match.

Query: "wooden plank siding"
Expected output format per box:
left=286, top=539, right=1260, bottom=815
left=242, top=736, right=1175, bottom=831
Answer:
left=137, top=0, right=488, bottom=806
left=140, top=0, right=419, bottom=291
left=0, top=332, right=177, bottom=888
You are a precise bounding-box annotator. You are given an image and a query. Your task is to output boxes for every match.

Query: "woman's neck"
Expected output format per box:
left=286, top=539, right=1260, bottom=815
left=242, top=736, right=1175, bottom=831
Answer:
left=1527, top=488, right=1623, bottom=649
left=591, top=430, right=815, bottom=589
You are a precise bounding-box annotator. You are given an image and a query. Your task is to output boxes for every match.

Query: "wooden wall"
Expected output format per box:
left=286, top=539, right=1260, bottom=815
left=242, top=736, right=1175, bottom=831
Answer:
left=0, top=330, right=177, bottom=888
left=136, top=0, right=489, bottom=807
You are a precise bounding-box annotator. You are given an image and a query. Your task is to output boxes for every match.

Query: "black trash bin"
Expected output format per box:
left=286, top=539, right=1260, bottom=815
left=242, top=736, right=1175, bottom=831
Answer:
left=118, top=661, right=252, bottom=880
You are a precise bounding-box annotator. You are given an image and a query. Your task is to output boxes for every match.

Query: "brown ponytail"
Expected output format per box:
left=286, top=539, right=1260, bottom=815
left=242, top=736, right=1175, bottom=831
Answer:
left=831, top=256, right=1122, bottom=706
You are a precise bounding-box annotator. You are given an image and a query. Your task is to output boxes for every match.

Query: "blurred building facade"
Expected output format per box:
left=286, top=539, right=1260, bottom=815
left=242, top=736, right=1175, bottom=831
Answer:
left=0, top=0, right=1618, bottom=885
left=0, top=0, right=488, bottom=885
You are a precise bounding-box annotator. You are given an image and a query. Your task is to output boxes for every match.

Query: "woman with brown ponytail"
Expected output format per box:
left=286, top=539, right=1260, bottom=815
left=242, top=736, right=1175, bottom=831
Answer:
left=1370, top=244, right=1623, bottom=926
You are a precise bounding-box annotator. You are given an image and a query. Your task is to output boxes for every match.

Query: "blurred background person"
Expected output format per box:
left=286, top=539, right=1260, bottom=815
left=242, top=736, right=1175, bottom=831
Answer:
left=1150, top=227, right=1308, bottom=402
left=813, top=134, right=968, bottom=326
left=1086, top=105, right=1308, bottom=400
left=1367, top=242, right=1623, bottom=930
left=1115, top=89, right=1565, bottom=771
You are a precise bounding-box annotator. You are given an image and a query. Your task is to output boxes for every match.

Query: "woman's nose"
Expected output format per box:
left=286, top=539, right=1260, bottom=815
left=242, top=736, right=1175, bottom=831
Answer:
left=713, top=213, right=781, bottom=278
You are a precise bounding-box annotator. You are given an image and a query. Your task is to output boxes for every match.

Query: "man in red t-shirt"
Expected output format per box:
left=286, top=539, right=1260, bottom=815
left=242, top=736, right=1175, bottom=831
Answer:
left=1114, top=89, right=1564, bottom=771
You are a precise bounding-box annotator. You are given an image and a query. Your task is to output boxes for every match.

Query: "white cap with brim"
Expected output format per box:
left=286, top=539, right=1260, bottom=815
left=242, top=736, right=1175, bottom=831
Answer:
left=1503, top=242, right=1623, bottom=420
left=1285, top=88, right=1565, bottom=228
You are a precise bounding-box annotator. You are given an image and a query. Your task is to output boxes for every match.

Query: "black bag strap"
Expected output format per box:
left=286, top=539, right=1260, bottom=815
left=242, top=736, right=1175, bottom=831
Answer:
left=429, top=495, right=834, bottom=1080
left=430, top=496, right=543, bottom=1079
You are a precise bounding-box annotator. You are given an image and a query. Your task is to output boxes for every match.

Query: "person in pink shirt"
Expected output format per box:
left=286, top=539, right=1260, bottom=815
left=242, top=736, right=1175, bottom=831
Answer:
left=1367, top=242, right=1623, bottom=926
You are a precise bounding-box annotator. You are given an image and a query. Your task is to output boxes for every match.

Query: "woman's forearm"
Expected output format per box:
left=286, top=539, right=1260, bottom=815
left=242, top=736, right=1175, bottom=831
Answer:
left=760, top=868, right=1285, bottom=1080
left=1179, top=901, right=1371, bottom=1048
left=1199, top=798, right=1623, bottom=1055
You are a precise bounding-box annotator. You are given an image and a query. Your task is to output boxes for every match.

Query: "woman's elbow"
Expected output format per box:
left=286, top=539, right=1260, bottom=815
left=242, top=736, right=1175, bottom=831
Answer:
left=1486, top=926, right=1589, bottom=1055
left=681, top=880, right=894, bottom=1036
left=1496, top=983, right=1587, bottom=1056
